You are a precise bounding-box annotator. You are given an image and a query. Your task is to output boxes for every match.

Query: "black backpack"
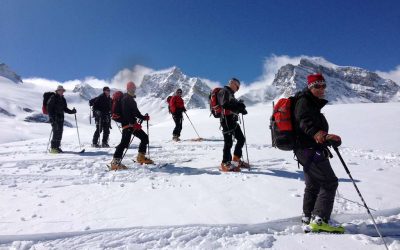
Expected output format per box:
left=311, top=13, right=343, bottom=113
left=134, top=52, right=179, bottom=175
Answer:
left=42, top=92, right=55, bottom=114
left=166, top=96, right=172, bottom=113
left=89, top=97, right=98, bottom=107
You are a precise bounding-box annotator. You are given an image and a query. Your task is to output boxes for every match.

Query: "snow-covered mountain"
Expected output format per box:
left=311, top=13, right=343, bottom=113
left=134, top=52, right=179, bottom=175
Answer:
left=0, top=63, right=23, bottom=84
left=137, top=67, right=212, bottom=109
left=240, top=58, right=400, bottom=104
left=72, top=82, right=103, bottom=100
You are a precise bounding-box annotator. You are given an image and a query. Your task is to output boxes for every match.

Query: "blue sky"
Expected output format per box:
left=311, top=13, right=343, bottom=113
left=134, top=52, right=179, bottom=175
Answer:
left=1, top=0, right=399, bottom=83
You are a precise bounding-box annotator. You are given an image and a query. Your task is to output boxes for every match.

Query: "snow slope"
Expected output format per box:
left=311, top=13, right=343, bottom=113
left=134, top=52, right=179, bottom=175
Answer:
left=0, top=79, right=399, bottom=249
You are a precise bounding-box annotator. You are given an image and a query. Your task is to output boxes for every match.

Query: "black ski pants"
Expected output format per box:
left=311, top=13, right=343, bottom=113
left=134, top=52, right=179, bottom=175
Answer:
left=51, top=119, right=64, bottom=149
left=172, top=114, right=183, bottom=137
left=113, top=127, right=149, bottom=159
left=221, top=119, right=245, bottom=163
left=92, top=115, right=110, bottom=144
left=295, top=148, right=338, bottom=221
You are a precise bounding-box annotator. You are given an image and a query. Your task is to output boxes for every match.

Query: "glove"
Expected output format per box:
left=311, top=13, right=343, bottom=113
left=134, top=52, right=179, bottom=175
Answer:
left=133, top=123, right=142, bottom=130
left=326, top=134, right=342, bottom=147
left=49, top=116, right=55, bottom=123
left=182, top=108, right=187, bottom=112
left=71, top=108, right=77, bottom=114
left=143, top=115, right=150, bottom=121
left=241, top=109, right=248, bottom=115
left=237, top=102, right=246, bottom=111
left=95, top=110, right=101, bottom=117
left=314, top=130, right=328, bottom=144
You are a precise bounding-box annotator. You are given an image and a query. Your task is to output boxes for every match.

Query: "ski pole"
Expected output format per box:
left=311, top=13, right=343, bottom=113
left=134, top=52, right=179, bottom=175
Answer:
left=121, top=119, right=143, bottom=161
left=333, top=146, right=388, bottom=250
left=146, top=113, right=150, bottom=158
left=115, top=120, right=122, bottom=134
left=241, top=113, right=250, bottom=169
left=46, top=129, right=53, bottom=153
left=74, top=112, right=82, bottom=151
left=98, top=115, right=102, bottom=146
left=89, top=107, right=91, bottom=125
left=184, top=112, right=201, bottom=139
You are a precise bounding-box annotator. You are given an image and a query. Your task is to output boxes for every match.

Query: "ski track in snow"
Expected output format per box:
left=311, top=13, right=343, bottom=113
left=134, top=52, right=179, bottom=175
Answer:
left=0, top=136, right=400, bottom=249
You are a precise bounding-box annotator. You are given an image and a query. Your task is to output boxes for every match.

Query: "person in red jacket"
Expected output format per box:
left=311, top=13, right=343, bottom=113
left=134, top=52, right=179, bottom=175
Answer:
left=169, top=88, right=186, bottom=141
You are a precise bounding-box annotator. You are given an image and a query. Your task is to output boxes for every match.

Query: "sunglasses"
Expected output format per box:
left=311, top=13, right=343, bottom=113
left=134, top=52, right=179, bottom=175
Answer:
left=313, top=83, right=327, bottom=89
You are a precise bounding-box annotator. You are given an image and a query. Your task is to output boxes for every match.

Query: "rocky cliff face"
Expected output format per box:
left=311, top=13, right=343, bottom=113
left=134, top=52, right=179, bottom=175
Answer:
left=240, top=58, right=399, bottom=104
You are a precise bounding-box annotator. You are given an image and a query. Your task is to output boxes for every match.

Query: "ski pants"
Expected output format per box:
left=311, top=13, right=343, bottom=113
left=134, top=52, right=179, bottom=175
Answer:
left=113, top=127, right=149, bottom=159
left=92, top=115, right=110, bottom=144
left=51, top=119, right=64, bottom=149
left=221, top=120, right=245, bottom=163
left=295, top=148, right=338, bottom=221
left=172, top=114, right=183, bottom=137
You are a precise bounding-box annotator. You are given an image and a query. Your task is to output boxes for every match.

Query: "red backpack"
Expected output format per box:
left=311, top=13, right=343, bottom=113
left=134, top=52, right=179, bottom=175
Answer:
left=270, top=96, right=298, bottom=151
left=209, top=88, right=231, bottom=118
left=111, top=91, right=124, bottom=123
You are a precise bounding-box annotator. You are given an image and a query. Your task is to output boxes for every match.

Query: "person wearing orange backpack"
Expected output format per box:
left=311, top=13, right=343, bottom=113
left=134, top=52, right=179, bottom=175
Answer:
left=216, top=78, right=249, bottom=172
left=293, top=73, right=344, bottom=233
left=169, top=88, right=186, bottom=141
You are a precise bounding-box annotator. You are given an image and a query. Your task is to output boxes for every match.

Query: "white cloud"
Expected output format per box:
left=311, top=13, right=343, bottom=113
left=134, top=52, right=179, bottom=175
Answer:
left=199, top=78, right=221, bottom=89
left=376, top=65, right=400, bottom=84
left=111, top=65, right=154, bottom=89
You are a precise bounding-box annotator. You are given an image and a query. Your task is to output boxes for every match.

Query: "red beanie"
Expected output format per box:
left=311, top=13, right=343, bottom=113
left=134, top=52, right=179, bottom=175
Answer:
left=307, top=73, right=325, bottom=88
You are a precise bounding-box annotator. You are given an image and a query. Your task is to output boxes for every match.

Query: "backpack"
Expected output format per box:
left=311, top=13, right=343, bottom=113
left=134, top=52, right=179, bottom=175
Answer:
left=166, top=96, right=172, bottom=113
left=270, top=96, right=299, bottom=151
left=89, top=97, right=97, bottom=107
left=208, top=87, right=232, bottom=118
left=111, top=91, right=124, bottom=123
left=42, top=92, right=55, bottom=114
left=209, top=88, right=231, bottom=118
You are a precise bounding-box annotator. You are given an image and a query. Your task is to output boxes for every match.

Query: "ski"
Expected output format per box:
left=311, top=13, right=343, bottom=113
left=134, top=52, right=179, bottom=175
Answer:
left=49, top=149, right=85, bottom=154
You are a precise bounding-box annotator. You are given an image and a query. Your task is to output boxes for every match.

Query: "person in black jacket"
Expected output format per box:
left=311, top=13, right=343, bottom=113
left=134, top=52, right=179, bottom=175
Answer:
left=92, top=87, right=112, bottom=148
left=217, top=78, right=249, bottom=172
left=47, top=85, right=77, bottom=153
left=293, top=73, right=343, bottom=233
left=110, top=81, right=153, bottom=170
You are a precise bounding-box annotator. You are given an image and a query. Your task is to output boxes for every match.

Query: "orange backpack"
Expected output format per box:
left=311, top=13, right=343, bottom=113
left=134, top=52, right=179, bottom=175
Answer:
left=270, top=96, right=298, bottom=151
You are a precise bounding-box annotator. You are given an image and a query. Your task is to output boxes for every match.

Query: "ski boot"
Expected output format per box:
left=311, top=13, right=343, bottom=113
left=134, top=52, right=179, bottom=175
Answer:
left=92, top=143, right=100, bottom=148
left=232, top=155, right=250, bottom=169
left=301, top=215, right=311, bottom=233
left=109, top=158, right=128, bottom=170
left=50, top=148, right=62, bottom=154
left=220, top=161, right=241, bottom=172
left=172, top=135, right=181, bottom=142
left=101, top=142, right=110, bottom=148
left=136, top=152, right=154, bottom=164
left=309, top=216, right=345, bottom=234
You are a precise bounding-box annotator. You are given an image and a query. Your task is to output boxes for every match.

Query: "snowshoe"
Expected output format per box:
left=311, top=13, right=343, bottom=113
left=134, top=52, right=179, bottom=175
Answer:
left=219, top=162, right=241, bottom=172
left=309, top=216, right=345, bottom=234
left=232, top=155, right=250, bottom=169
left=109, top=158, right=128, bottom=171
left=136, top=153, right=154, bottom=164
